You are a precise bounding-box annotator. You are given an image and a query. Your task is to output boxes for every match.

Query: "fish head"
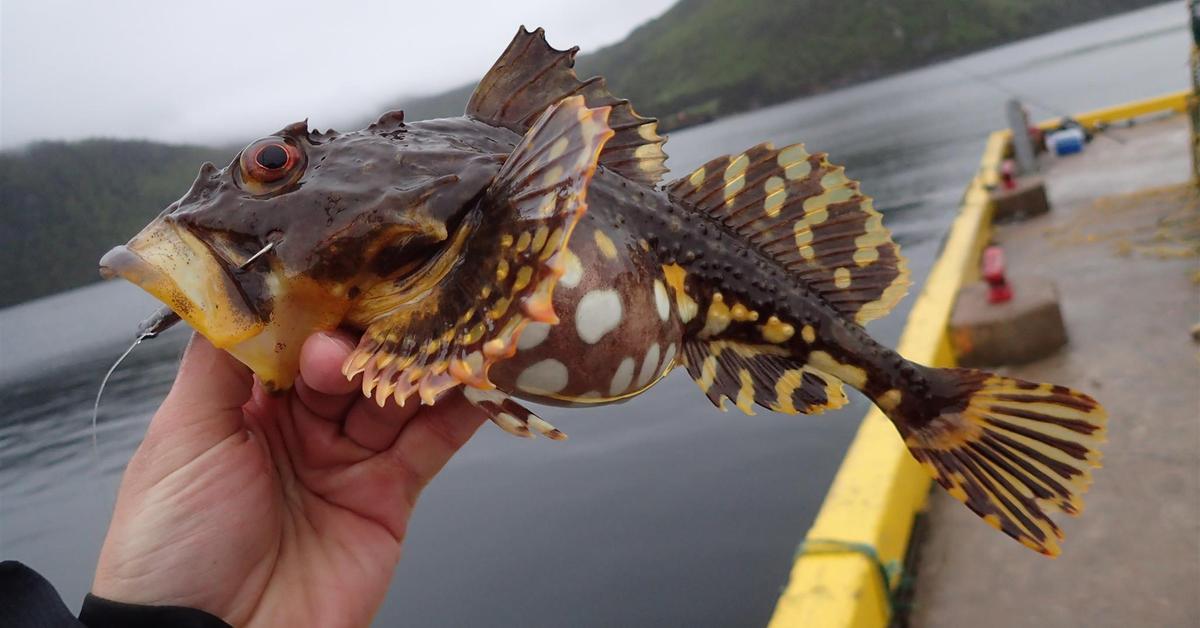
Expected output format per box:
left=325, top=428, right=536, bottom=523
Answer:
left=100, top=116, right=504, bottom=390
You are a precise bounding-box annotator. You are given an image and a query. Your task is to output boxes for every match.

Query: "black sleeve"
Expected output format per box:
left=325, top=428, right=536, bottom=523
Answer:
left=0, top=561, right=84, bottom=627
left=0, top=561, right=231, bottom=628
left=79, top=594, right=231, bottom=628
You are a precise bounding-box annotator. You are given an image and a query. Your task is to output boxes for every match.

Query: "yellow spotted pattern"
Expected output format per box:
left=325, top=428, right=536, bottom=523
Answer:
left=834, top=267, right=852, bottom=289
left=808, top=350, right=867, bottom=389
left=662, top=263, right=699, bottom=323
left=699, top=292, right=732, bottom=338
left=593, top=229, right=618, bottom=259
left=761, top=316, right=795, bottom=343
left=877, top=388, right=902, bottom=411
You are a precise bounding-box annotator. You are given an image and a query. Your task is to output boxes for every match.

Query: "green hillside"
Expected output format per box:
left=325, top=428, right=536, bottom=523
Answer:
left=0, top=0, right=1166, bottom=306
left=0, top=140, right=231, bottom=307
left=392, top=0, right=1163, bottom=128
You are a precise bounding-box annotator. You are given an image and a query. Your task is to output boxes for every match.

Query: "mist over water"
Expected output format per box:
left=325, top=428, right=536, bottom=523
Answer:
left=0, top=5, right=1188, bottom=625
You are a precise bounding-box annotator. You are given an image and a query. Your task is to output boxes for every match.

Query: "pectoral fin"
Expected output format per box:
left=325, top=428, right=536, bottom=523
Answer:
left=344, top=95, right=614, bottom=406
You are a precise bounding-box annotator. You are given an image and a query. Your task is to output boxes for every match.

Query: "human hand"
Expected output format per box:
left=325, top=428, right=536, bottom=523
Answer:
left=91, top=332, right=487, bottom=627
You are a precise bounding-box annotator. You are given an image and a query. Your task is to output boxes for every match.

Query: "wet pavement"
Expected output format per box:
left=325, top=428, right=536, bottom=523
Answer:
left=910, top=115, right=1200, bottom=627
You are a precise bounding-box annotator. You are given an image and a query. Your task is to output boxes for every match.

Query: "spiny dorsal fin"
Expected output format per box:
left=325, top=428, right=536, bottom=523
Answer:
left=344, top=96, right=614, bottom=406
left=681, top=339, right=847, bottom=416
left=667, top=142, right=910, bottom=325
left=467, top=26, right=668, bottom=185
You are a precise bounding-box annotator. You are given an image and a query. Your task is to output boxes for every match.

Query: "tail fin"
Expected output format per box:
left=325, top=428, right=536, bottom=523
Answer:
left=895, top=369, right=1106, bottom=556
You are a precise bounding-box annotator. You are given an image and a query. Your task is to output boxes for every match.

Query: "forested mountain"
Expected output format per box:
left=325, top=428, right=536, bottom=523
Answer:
left=0, top=140, right=231, bottom=307
left=392, top=0, right=1165, bottom=128
left=0, top=0, right=1167, bottom=306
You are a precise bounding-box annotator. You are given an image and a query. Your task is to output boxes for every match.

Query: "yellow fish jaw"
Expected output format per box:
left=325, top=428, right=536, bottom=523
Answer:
left=100, top=219, right=265, bottom=347
left=100, top=218, right=349, bottom=390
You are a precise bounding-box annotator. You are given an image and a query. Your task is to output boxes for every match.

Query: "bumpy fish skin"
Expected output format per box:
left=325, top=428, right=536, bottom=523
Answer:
left=101, top=26, right=1107, bottom=557
left=168, top=116, right=514, bottom=287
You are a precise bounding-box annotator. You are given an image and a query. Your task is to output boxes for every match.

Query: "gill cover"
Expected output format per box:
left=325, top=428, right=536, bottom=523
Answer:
left=344, top=95, right=614, bottom=406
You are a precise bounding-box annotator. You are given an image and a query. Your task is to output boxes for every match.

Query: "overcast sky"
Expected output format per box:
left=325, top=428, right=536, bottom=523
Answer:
left=0, top=0, right=677, bottom=149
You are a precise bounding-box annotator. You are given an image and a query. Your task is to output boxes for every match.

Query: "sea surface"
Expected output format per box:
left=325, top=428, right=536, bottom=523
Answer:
left=0, top=4, right=1189, bottom=625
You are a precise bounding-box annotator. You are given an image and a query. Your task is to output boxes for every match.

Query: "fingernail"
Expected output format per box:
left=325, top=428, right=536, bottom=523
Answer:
left=318, top=331, right=355, bottom=353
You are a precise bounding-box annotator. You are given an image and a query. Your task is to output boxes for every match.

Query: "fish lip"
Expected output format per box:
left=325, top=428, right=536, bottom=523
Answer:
left=98, top=220, right=266, bottom=348
left=98, top=244, right=178, bottom=301
left=98, top=246, right=132, bottom=280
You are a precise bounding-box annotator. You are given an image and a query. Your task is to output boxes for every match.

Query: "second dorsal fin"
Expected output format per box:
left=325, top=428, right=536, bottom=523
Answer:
left=467, top=26, right=668, bottom=185
left=667, top=142, right=910, bottom=325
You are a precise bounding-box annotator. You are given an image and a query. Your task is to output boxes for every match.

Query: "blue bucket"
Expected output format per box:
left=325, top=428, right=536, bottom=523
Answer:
left=1046, top=128, right=1085, bottom=156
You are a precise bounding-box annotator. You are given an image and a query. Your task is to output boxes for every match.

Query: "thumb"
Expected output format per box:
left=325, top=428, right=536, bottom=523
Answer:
left=149, top=333, right=253, bottom=442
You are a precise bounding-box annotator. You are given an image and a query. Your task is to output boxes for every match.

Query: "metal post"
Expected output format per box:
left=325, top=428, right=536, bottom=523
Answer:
left=1006, top=99, right=1038, bottom=175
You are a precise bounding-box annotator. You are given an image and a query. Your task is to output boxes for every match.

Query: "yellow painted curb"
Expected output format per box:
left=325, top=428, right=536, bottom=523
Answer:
left=767, top=130, right=1003, bottom=628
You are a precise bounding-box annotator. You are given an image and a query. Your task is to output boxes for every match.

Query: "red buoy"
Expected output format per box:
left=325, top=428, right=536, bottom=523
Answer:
left=1000, top=159, right=1018, bottom=190
left=982, top=246, right=1013, bottom=304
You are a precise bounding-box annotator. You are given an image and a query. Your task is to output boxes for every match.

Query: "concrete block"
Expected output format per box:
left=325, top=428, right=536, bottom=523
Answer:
left=950, top=275, right=1067, bottom=367
left=990, top=177, right=1051, bottom=222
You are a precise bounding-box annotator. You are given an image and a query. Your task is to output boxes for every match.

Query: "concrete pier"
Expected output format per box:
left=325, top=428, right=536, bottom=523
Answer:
left=950, top=274, right=1067, bottom=366
left=989, top=176, right=1051, bottom=222
left=910, top=115, right=1200, bottom=627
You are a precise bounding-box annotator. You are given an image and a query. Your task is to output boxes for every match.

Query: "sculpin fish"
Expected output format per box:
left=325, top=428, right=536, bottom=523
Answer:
left=100, top=27, right=1106, bottom=555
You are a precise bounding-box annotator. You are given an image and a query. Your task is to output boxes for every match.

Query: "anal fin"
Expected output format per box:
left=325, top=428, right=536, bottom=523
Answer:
left=682, top=339, right=847, bottom=416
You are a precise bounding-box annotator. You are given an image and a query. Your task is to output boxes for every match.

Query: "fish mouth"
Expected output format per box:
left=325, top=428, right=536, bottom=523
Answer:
left=101, top=219, right=352, bottom=391
left=100, top=219, right=266, bottom=348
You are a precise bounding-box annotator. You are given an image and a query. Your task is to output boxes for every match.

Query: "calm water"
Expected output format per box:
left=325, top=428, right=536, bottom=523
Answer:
left=0, top=4, right=1189, bottom=625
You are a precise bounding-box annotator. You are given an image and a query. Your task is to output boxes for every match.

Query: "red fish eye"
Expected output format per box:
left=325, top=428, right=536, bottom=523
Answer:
left=241, top=139, right=301, bottom=184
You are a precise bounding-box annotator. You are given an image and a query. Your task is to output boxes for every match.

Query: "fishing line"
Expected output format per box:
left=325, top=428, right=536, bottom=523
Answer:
left=89, top=240, right=273, bottom=462
left=90, top=307, right=180, bottom=463
left=92, top=334, right=145, bottom=462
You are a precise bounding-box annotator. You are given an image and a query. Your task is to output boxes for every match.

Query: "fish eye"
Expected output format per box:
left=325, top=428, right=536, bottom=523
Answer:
left=240, top=138, right=304, bottom=187
left=256, top=144, right=289, bottom=170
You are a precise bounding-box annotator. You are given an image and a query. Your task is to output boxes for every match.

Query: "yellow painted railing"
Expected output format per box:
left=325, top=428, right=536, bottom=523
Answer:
left=767, top=90, right=1190, bottom=628
left=1035, top=90, right=1188, bottom=131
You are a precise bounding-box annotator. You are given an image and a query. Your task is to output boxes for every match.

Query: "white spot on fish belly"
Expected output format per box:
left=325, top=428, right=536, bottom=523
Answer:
left=653, top=280, right=670, bottom=321
left=635, top=343, right=661, bottom=389
left=516, top=359, right=569, bottom=394
left=517, top=321, right=552, bottom=350
left=560, top=249, right=583, bottom=288
left=575, top=290, right=622, bottom=344
left=610, top=357, right=636, bottom=396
